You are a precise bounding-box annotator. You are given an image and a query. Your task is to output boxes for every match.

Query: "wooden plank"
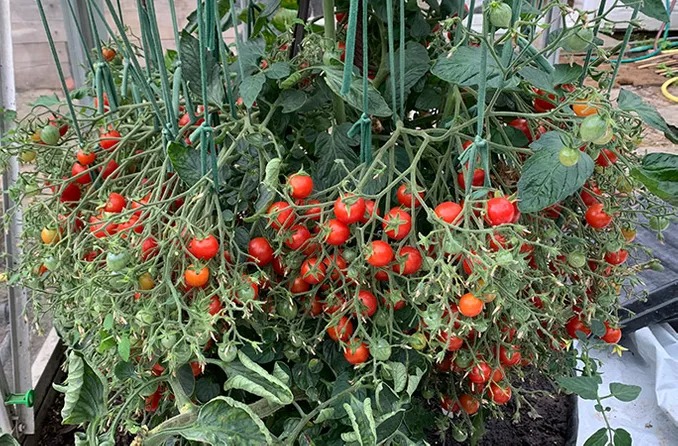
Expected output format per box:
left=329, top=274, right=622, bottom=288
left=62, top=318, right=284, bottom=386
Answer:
left=13, top=42, right=71, bottom=91
left=11, top=20, right=67, bottom=45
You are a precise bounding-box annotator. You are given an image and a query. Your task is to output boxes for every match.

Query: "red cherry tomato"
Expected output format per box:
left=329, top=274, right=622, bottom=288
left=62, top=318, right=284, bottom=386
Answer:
left=344, top=341, right=370, bottom=364
left=499, top=345, right=522, bottom=367
left=438, top=332, right=463, bottom=351
left=188, top=234, right=220, bottom=260
left=104, top=192, right=126, bottom=213
left=604, top=249, right=628, bottom=266
left=366, top=241, right=394, bottom=267
left=71, top=162, right=92, bottom=185
left=469, top=361, right=492, bottom=384
left=382, top=208, right=412, bottom=240
left=208, top=296, right=223, bottom=315
left=459, top=394, right=480, bottom=415
left=360, top=200, right=380, bottom=224
left=566, top=316, right=591, bottom=339
left=457, top=168, right=485, bottom=189
left=334, top=194, right=366, bottom=225
left=267, top=201, right=295, bottom=230
left=596, top=149, right=618, bottom=167
left=585, top=203, right=612, bottom=229
left=76, top=150, right=97, bottom=166
left=285, top=225, right=312, bottom=251
left=101, top=159, right=120, bottom=179
left=488, top=383, right=512, bottom=405
left=141, top=237, right=159, bottom=260
left=248, top=237, right=274, bottom=266
left=303, top=199, right=322, bottom=221
left=601, top=323, right=622, bottom=344
left=300, top=257, right=326, bottom=284
left=393, top=246, right=423, bottom=275
left=435, top=201, right=463, bottom=224
left=100, top=129, right=122, bottom=151
left=327, top=316, right=353, bottom=341
left=508, top=118, right=533, bottom=142
left=324, top=219, right=351, bottom=245
left=288, top=173, right=314, bottom=199
left=486, top=197, right=515, bottom=226
left=580, top=184, right=601, bottom=206
left=357, top=290, right=378, bottom=317
left=396, top=184, right=424, bottom=208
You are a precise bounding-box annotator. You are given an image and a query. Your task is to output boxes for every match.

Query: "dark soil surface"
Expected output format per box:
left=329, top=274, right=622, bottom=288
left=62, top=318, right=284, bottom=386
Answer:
left=436, top=373, right=576, bottom=446
left=37, top=392, right=76, bottom=446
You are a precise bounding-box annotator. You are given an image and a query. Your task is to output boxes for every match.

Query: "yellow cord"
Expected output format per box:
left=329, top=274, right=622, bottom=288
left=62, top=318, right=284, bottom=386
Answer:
left=661, top=77, right=678, bottom=103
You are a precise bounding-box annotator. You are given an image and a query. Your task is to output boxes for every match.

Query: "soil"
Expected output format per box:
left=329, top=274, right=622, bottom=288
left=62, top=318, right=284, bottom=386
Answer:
left=36, top=392, right=76, bottom=446
left=434, top=373, right=576, bottom=446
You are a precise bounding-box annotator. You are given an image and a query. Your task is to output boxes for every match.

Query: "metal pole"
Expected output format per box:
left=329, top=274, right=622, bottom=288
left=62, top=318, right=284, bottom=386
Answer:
left=0, top=0, right=34, bottom=437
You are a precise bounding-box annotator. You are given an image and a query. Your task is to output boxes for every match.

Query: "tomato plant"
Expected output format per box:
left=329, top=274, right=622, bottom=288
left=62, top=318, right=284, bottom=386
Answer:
left=6, top=1, right=674, bottom=444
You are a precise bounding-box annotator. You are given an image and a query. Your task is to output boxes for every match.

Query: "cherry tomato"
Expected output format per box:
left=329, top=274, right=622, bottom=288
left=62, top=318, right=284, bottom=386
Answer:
left=324, top=219, right=351, bottom=245
left=104, top=192, right=126, bottom=213
left=359, top=200, right=379, bottom=224
left=572, top=101, right=597, bottom=117
left=457, top=168, right=485, bottom=189
left=393, top=246, right=423, bottom=275
left=488, top=383, right=512, bottom=405
left=267, top=201, right=295, bottom=230
left=248, top=237, right=274, bottom=266
left=70, top=162, right=92, bottom=185
left=185, top=265, right=210, bottom=288
left=76, top=149, right=97, bottom=166
left=188, top=234, right=220, bottom=260
left=508, top=118, right=532, bottom=142
left=566, top=316, right=591, bottom=339
left=304, top=199, right=322, bottom=221
left=138, top=272, right=155, bottom=290
left=285, top=225, right=312, bottom=250
left=459, top=293, right=484, bottom=317
left=366, top=241, right=394, bottom=267
left=357, top=290, right=378, bottom=317
left=580, top=184, right=601, bottom=206
left=89, top=216, right=117, bottom=238
left=469, top=361, right=492, bottom=384
left=435, top=201, right=463, bottom=224
left=208, top=296, right=223, bottom=316
left=190, top=362, right=203, bottom=377
left=344, top=341, right=370, bottom=364
left=396, top=184, right=424, bottom=208
left=289, top=276, right=311, bottom=294
left=102, top=47, right=117, bottom=62
left=604, top=249, right=628, bottom=266
left=491, top=367, right=505, bottom=382
left=327, top=316, right=354, bottom=341
left=601, top=323, right=622, bottom=344
left=300, top=257, right=326, bottom=284
left=382, top=208, right=412, bottom=240
left=534, top=96, right=556, bottom=113
left=100, top=129, right=122, bottom=151
left=596, top=148, right=618, bottom=167
left=459, top=394, right=480, bottom=415
left=141, top=237, right=159, bottom=260
left=334, top=194, right=366, bottom=225
left=41, top=227, right=60, bottom=245
left=499, top=345, right=521, bottom=367
left=323, top=254, right=347, bottom=281
left=144, top=386, right=163, bottom=412
left=585, top=203, right=612, bottom=229
left=438, top=332, right=463, bottom=351
left=559, top=147, right=580, bottom=166
left=621, top=227, right=636, bottom=242
left=288, top=173, right=314, bottom=199
left=486, top=197, right=515, bottom=226
left=101, top=159, right=120, bottom=179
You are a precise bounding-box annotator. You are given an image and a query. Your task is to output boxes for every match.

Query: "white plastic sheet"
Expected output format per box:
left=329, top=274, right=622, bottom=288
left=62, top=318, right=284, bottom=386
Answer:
left=577, top=324, right=678, bottom=445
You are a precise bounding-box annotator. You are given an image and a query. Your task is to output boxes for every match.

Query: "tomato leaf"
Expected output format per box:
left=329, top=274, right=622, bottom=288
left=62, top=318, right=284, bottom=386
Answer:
left=177, top=363, right=196, bottom=396
left=432, top=46, right=515, bottom=89
left=195, top=376, right=222, bottom=404
left=55, top=352, right=106, bottom=425
left=167, top=142, right=204, bottom=187
left=29, top=94, right=61, bottom=108
left=264, top=62, right=291, bottom=80
left=341, top=397, right=378, bottom=446
left=387, top=362, right=409, bottom=393
left=557, top=376, right=600, bottom=400
left=519, top=64, right=583, bottom=93
left=312, top=123, right=360, bottom=190
left=279, top=89, right=308, bottom=113
left=631, top=152, right=678, bottom=205
left=583, top=428, right=609, bottom=446
left=613, top=428, right=632, bottom=446
left=221, top=351, right=294, bottom=405
left=619, top=0, right=669, bottom=21
left=323, top=67, right=392, bottom=117
left=179, top=32, right=223, bottom=104
left=609, top=383, right=641, bottom=402
left=590, top=319, right=606, bottom=337
left=618, top=89, right=678, bottom=143
left=117, top=335, right=130, bottom=362
left=113, top=362, right=135, bottom=381
left=240, top=72, right=267, bottom=109
left=0, top=434, right=19, bottom=446
left=517, top=131, right=594, bottom=213
left=406, top=367, right=426, bottom=396
left=236, top=39, right=267, bottom=74
left=146, top=396, right=273, bottom=446
left=385, top=42, right=431, bottom=109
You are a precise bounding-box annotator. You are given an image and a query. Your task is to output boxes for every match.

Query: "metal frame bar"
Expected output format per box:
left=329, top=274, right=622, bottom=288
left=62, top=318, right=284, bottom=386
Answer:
left=0, top=0, right=34, bottom=437
left=61, top=0, right=108, bottom=89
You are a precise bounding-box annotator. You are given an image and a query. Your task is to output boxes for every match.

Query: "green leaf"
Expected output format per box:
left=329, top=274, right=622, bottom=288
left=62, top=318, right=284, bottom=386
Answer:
left=590, top=319, right=606, bottom=337
left=620, top=0, right=669, bottom=21
left=195, top=377, right=222, bottom=404
left=387, top=362, right=408, bottom=393
left=103, top=314, right=114, bottom=330
left=312, top=123, right=360, bottom=190
left=167, top=142, right=205, bottom=187
left=265, top=62, right=291, bottom=80
left=406, top=367, right=426, bottom=396
left=409, top=13, right=431, bottom=38
left=432, top=46, right=512, bottom=89
left=341, top=397, right=378, bottom=446
left=117, top=335, right=130, bottom=362
left=609, top=383, right=641, bottom=402
left=237, top=39, right=266, bottom=74
left=376, top=411, right=405, bottom=444
left=222, top=351, right=294, bottom=405
left=323, top=67, right=392, bottom=117
left=57, top=352, right=106, bottom=425
left=279, top=89, right=307, bottom=113
left=631, top=152, right=678, bottom=205
left=519, top=64, right=583, bottom=93
left=0, top=433, right=20, bottom=446
left=618, top=89, right=678, bottom=143
left=179, top=32, right=223, bottom=104
left=518, top=131, right=594, bottom=213
left=263, top=158, right=282, bottom=190
left=584, top=428, right=609, bottom=446
left=551, top=63, right=583, bottom=86
left=113, top=362, right=135, bottom=380
left=557, top=376, right=600, bottom=400
left=178, top=363, right=196, bottom=396
left=30, top=94, right=60, bottom=108
left=385, top=42, right=431, bottom=108
left=613, top=428, right=632, bottom=446
left=148, top=396, right=273, bottom=446
left=240, top=72, right=267, bottom=109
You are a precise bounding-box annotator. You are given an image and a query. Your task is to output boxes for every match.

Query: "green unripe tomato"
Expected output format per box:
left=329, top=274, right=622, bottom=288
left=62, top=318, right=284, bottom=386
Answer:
left=19, top=150, right=36, bottom=163
left=649, top=216, right=670, bottom=231
left=135, top=309, right=154, bottom=325
left=593, top=126, right=614, bottom=145
left=342, top=248, right=357, bottom=263
left=616, top=177, right=634, bottom=193
left=371, top=338, right=392, bottom=361
left=567, top=252, right=587, bottom=268
left=559, top=147, right=580, bottom=167
left=160, top=333, right=177, bottom=350
left=218, top=343, right=238, bottom=363
left=409, top=332, right=427, bottom=351
left=649, top=260, right=664, bottom=271
left=451, top=425, right=469, bottom=442
left=39, top=125, right=60, bottom=146
left=421, top=387, right=435, bottom=400
left=43, top=256, right=58, bottom=271
left=277, top=300, right=298, bottom=320
left=374, top=309, right=390, bottom=327
left=109, top=272, right=129, bottom=290
left=308, top=358, right=323, bottom=373
left=454, top=350, right=473, bottom=369
left=106, top=251, right=130, bottom=271
left=562, top=27, right=593, bottom=52
left=489, top=2, right=512, bottom=28
left=580, top=115, right=609, bottom=143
